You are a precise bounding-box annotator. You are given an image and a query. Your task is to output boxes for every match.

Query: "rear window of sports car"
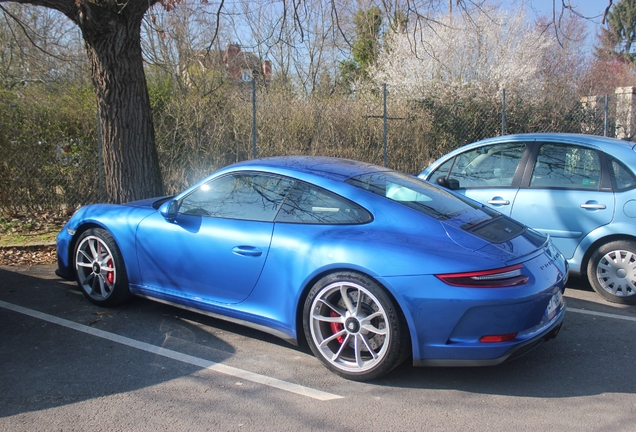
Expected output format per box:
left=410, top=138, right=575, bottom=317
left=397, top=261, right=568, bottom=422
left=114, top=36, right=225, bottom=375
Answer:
left=346, top=171, right=481, bottom=221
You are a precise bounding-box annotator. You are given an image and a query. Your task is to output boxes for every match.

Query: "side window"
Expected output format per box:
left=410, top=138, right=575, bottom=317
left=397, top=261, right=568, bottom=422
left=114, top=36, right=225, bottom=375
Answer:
left=610, top=159, right=636, bottom=191
left=275, top=182, right=371, bottom=224
left=432, top=143, right=525, bottom=188
left=530, top=144, right=601, bottom=189
left=179, top=173, right=294, bottom=222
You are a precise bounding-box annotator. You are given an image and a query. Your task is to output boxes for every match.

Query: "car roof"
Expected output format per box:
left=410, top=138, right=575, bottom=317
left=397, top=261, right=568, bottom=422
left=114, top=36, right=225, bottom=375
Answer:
left=464, top=133, right=636, bottom=151
left=228, top=156, right=393, bottom=181
left=433, top=133, right=636, bottom=165
left=420, top=133, right=636, bottom=178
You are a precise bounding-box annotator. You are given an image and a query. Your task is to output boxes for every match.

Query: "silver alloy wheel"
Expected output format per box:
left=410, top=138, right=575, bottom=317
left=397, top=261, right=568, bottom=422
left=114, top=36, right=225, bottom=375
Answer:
left=308, top=281, right=390, bottom=373
left=595, top=248, right=636, bottom=298
left=75, top=235, right=117, bottom=301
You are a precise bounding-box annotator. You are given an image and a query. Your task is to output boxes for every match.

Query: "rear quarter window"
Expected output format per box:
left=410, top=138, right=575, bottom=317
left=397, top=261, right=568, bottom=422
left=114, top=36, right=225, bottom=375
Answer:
left=610, top=159, right=636, bottom=191
left=275, top=181, right=372, bottom=224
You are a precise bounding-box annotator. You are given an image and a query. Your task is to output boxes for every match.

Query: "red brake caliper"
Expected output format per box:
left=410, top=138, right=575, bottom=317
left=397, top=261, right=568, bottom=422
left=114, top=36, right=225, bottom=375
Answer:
left=330, top=311, right=345, bottom=344
left=106, top=259, right=114, bottom=284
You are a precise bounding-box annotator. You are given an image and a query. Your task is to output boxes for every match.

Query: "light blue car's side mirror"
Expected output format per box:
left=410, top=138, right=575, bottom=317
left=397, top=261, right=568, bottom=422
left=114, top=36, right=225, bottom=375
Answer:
left=159, top=199, right=179, bottom=221
left=436, top=176, right=460, bottom=190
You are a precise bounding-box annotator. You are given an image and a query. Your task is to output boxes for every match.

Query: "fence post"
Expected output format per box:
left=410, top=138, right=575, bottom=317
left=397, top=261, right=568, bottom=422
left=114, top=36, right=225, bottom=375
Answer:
left=615, top=86, right=636, bottom=140
left=252, top=78, right=257, bottom=159
left=97, top=109, right=104, bottom=203
left=604, top=94, right=609, bottom=137
left=501, top=88, right=506, bottom=136
left=383, top=83, right=388, bottom=167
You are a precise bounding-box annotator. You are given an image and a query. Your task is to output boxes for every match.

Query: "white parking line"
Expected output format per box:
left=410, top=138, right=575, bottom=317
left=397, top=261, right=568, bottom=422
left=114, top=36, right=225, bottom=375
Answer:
left=568, top=307, right=636, bottom=322
left=0, top=300, right=343, bottom=401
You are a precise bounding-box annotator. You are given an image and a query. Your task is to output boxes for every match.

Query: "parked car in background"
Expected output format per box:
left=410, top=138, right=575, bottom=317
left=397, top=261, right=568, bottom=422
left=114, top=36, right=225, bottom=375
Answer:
left=56, top=156, right=567, bottom=380
left=420, top=133, right=636, bottom=305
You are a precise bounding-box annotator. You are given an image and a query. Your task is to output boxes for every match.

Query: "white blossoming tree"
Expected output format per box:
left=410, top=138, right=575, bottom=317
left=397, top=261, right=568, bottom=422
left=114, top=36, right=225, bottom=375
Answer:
left=371, top=9, right=553, bottom=102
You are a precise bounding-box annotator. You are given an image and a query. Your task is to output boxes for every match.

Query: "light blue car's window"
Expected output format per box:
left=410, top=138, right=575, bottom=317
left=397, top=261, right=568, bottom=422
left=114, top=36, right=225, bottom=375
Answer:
left=180, top=173, right=294, bottom=221
left=610, top=159, right=636, bottom=191
left=347, top=171, right=480, bottom=221
left=530, top=144, right=601, bottom=189
left=275, top=182, right=371, bottom=224
left=432, top=143, right=525, bottom=188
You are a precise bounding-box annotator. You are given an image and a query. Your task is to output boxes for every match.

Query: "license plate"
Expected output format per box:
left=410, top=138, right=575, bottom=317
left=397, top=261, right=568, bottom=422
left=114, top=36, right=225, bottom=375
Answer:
left=545, top=290, right=562, bottom=317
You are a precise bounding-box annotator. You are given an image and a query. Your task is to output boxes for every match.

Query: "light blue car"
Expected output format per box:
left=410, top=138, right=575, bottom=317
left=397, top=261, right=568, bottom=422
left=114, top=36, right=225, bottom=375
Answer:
left=420, top=133, right=636, bottom=304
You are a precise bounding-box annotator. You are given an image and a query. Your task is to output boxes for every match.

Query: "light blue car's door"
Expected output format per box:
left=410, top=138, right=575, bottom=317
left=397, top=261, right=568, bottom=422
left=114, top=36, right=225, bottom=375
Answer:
left=136, top=173, right=294, bottom=304
left=457, top=188, right=519, bottom=216
left=510, top=143, right=615, bottom=259
left=426, top=142, right=527, bottom=216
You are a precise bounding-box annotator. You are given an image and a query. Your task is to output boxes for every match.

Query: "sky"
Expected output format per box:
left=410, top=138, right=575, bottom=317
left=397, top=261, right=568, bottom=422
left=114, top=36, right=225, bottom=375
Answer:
left=527, top=0, right=614, bottom=51
left=529, top=0, right=610, bottom=22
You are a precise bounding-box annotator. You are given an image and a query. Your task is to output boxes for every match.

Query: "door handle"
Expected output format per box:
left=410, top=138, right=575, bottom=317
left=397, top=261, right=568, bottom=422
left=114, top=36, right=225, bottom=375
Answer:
left=232, top=246, right=263, bottom=257
left=580, top=203, right=606, bottom=210
left=488, top=199, right=510, bottom=206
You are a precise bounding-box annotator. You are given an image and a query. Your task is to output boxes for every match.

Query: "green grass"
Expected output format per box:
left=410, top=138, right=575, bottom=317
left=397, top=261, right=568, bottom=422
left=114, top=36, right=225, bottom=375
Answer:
left=0, top=231, right=58, bottom=247
left=0, top=212, right=67, bottom=247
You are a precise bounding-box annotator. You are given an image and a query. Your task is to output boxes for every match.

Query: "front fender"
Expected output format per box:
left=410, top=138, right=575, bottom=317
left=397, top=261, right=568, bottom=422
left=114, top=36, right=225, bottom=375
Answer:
left=58, top=204, right=155, bottom=284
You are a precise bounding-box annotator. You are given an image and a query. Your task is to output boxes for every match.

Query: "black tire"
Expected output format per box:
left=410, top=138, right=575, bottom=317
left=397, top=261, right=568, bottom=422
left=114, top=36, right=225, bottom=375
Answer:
left=74, top=228, right=131, bottom=307
left=587, top=240, right=636, bottom=305
left=303, top=271, right=409, bottom=381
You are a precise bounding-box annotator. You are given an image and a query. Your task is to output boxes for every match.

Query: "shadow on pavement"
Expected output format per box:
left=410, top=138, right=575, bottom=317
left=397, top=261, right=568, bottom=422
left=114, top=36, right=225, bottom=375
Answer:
left=1, top=264, right=635, bottom=418
left=0, top=265, right=244, bottom=417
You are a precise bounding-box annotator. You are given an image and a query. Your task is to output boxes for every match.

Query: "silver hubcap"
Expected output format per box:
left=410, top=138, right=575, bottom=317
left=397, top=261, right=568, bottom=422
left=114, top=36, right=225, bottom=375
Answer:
left=76, top=236, right=117, bottom=300
left=309, top=282, right=390, bottom=373
left=596, top=249, right=636, bottom=297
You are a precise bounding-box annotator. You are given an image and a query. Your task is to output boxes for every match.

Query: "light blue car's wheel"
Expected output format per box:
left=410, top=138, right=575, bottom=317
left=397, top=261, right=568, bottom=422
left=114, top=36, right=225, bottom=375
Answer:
left=588, top=240, right=636, bottom=305
left=74, top=228, right=131, bottom=307
left=303, top=272, right=409, bottom=381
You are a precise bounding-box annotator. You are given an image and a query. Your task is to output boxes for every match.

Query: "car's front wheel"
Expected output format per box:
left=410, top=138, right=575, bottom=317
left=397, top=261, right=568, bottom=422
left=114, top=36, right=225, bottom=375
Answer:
left=303, top=272, right=409, bottom=381
left=74, top=228, right=131, bottom=307
left=587, top=240, right=636, bottom=305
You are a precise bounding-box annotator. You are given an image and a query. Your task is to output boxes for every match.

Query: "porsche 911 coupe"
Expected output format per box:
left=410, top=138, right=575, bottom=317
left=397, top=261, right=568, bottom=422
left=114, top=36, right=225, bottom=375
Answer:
left=56, top=156, right=567, bottom=380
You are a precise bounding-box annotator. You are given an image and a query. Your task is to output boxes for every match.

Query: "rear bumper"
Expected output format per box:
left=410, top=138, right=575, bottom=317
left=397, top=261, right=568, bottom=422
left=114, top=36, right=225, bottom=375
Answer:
left=383, top=240, right=568, bottom=367
left=413, top=304, right=565, bottom=367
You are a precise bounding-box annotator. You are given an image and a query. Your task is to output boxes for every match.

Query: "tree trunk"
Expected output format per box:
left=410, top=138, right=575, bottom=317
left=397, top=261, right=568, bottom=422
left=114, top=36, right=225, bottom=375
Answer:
left=80, top=6, right=163, bottom=203
left=3, top=0, right=164, bottom=203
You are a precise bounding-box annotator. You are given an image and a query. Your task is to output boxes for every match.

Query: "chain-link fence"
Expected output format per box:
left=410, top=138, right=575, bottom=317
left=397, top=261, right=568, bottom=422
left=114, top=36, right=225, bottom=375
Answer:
left=0, top=140, right=99, bottom=213
left=0, top=83, right=623, bottom=214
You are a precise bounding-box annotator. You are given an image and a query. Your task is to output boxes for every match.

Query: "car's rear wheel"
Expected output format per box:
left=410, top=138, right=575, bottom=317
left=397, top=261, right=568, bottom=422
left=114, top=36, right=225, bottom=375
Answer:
left=587, top=240, right=636, bottom=305
left=303, top=272, right=409, bottom=381
left=74, top=228, right=131, bottom=306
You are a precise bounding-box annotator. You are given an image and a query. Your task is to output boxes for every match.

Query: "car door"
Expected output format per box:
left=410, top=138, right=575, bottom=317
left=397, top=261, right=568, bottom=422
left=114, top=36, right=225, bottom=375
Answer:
left=426, top=142, right=528, bottom=216
left=510, top=142, right=615, bottom=259
left=135, top=173, right=294, bottom=304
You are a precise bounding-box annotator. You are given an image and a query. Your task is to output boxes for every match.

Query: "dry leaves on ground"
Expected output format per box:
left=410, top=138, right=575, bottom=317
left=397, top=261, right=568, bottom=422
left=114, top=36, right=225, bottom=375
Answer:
left=0, top=245, right=57, bottom=266
left=1, top=210, right=69, bottom=266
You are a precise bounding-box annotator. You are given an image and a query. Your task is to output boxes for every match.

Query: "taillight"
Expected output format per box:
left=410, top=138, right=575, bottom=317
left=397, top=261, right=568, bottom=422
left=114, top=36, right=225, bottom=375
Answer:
left=436, top=264, right=528, bottom=288
left=479, top=333, right=518, bottom=343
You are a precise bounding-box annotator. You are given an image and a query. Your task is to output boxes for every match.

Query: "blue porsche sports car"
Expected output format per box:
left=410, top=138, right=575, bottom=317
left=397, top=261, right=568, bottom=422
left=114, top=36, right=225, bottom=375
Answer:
left=56, top=156, right=567, bottom=380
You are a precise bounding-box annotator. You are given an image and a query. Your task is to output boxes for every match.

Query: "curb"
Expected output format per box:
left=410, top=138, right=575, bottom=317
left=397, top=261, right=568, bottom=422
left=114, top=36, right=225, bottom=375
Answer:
left=0, top=242, right=56, bottom=249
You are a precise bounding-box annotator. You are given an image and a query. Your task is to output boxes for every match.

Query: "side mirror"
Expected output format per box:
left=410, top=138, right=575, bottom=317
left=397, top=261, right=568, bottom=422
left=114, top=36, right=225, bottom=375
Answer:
left=436, top=176, right=460, bottom=190
left=435, top=176, right=448, bottom=188
left=446, top=178, right=460, bottom=190
left=159, top=199, right=179, bottom=221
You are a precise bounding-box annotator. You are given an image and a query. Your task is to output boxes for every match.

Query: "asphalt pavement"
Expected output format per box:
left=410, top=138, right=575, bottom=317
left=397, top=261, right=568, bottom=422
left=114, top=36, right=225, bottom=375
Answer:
left=1, top=264, right=635, bottom=431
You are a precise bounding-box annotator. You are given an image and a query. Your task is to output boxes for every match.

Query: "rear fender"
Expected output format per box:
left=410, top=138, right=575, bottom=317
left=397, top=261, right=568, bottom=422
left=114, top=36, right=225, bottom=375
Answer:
left=569, top=223, right=636, bottom=275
